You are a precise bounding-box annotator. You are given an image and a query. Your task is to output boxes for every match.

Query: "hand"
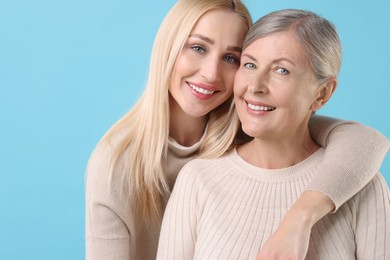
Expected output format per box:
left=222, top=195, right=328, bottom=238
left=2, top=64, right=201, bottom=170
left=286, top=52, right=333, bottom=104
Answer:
left=255, top=215, right=310, bottom=260
left=256, top=191, right=334, bottom=260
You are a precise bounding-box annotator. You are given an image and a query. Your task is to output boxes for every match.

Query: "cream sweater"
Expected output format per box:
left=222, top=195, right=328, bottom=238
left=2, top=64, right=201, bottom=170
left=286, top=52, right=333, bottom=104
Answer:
left=85, top=134, right=201, bottom=260
left=85, top=116, right=389, bottom=260
left=157, top=148, right=390, bottom=259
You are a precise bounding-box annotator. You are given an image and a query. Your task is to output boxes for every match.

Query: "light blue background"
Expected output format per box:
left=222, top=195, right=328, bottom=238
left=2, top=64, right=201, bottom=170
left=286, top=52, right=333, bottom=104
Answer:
left=0, top=0, right=388, bottom=259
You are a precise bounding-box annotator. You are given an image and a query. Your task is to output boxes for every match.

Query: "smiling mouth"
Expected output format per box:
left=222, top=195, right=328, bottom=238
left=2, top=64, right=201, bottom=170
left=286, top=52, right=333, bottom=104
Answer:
left=188, top=83, right=215, bottom=95
left=247, top=103, right=276, bottom=111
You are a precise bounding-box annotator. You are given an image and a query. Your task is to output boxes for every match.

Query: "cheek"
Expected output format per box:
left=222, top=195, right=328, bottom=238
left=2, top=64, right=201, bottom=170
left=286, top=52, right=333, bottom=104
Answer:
left=172, top=52, right=195, bottom=77
left=234, top=96, right=245, bottom=121
left=222, top=69, right=237, bottom=92
left=233, top=71, right=246, bottom=95
left=300, top=87, right=321, bottom=109
left=287, top=92, right=316, bottom=116
left=168, top=68, right=180, bottom=95
left=170, top=56, right=183, bottom=81
left=276, top=91, right=307, bottom=116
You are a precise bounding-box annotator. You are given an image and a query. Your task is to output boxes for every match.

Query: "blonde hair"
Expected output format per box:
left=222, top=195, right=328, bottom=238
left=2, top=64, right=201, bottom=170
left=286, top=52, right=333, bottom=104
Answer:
left=244, top=9, right=342, bottom=83
left=100, top=0, right=251, bottom=227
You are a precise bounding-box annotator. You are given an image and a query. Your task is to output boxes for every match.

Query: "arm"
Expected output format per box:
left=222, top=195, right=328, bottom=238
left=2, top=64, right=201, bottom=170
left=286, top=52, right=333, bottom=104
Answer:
left=156, top=164, right=199, bottom=260
left=85, top=142, right=132, bottom=260
left=257, top=115, right=389, bottom=259
left=256, top=191, right=333, bottom=260
left=306, top=115, right=389, bottom=209
left=355, top=174, right=390, bottom=259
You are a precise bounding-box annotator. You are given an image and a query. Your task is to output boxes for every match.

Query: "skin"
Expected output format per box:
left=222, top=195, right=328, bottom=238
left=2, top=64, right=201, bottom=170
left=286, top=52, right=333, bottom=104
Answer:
left=234, top=30, right=336, bottom=259
left=257, top=190, right=334, bottom=259
left=168, top=9, right=248, bottom=146
left=235, top=30, right=325, bottom=167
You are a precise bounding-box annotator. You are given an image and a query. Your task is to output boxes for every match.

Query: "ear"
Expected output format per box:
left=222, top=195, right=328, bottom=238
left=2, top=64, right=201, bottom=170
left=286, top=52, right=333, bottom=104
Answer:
left=311, top=77, right=337, bottom=111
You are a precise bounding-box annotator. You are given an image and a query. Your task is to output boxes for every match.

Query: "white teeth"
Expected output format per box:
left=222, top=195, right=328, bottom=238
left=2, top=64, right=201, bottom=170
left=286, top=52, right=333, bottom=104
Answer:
left=189, top=83, right=215, bottom=95
left=247, top=103, right=276, bottom=111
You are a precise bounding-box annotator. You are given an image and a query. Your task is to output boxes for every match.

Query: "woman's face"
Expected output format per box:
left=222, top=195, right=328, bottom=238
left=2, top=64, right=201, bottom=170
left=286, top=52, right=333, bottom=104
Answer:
left=169, top=9, right=248, bottom=119
left=234, top=30, right=323, bottom=140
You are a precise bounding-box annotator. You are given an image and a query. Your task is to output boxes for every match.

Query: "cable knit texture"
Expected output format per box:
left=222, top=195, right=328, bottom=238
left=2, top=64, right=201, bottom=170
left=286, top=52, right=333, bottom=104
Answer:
left=157, top=148, right=390, bottom=260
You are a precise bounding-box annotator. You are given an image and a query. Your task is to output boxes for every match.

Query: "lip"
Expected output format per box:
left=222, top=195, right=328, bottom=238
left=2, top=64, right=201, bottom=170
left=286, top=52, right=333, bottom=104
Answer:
left=244, top=99, right=276, bottom=115
left=187, top=81, right=219, bottom=100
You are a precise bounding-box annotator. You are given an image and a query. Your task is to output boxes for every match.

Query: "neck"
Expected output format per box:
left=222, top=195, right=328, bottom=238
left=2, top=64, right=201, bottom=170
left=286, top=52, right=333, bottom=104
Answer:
left=169, top=101, right=207, bottom=147
left=237, top=128, right=320, bottom=169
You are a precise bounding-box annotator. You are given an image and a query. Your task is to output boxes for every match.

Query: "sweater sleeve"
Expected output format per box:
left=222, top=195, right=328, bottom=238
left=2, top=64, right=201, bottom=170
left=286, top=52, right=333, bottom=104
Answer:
left=354, top=174, right=390, bottom=259
left=85, top=141, right=132, bottom=260
left=307, top=115, right=389, bottom=210
left=157, top=163, right=200, bottom=260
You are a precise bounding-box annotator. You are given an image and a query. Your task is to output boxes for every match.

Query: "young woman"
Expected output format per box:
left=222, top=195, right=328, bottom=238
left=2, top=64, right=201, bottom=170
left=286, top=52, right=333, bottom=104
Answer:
left=86, top=1, right=389, bottom=259
left=157, top=9, right=390, bottom=260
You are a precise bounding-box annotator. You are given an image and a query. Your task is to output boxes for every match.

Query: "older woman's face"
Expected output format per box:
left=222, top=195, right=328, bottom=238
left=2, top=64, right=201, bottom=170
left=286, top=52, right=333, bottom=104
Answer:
left=234, top=30, right=323, bottom=140
left=169, top=9, right=248, bottom=119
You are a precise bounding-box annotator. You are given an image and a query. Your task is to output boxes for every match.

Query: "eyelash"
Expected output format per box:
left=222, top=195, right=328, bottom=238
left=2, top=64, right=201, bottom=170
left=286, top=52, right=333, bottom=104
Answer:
left=191, top=45, right=206, bottom=53
left=224, top=55, right=239, bottom=64
left=190, top=44, right=239, bottom=64
left=275, top=67, right=289, bottom=75
left=244, top=63, right=256, bottom=69
left=243, top=63, right=290, bottom=76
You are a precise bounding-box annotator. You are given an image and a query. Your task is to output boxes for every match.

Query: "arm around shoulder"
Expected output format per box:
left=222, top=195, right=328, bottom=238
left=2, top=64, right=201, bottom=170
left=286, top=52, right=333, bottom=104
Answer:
left=257, top=117, right=389, bottom=259
left=308, top=115, right=389, bottom=210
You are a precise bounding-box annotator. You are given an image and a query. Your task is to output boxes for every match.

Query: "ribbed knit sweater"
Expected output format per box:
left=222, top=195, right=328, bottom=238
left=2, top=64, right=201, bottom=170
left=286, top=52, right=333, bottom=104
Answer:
left=157, top=148, right=390, bottom=260
left=85, top=116, right=389, bottom=260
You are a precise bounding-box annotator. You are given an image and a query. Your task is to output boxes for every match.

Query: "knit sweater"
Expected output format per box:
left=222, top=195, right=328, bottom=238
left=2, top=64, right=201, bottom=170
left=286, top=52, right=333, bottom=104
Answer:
left=157, top=148, right=390, bottom=259
left=85, top=134, right=201, bottom=260
left=85, top=116, right=389, bottom=260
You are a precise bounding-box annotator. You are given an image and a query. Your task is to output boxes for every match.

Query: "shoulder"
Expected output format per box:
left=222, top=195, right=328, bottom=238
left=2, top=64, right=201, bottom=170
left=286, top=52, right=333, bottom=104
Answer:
left=175, top=151, right=235, bottom=187
left=86, top=139, right=115, bottom=186
left=87, top=127, right=130, bottom=169
left=349, top=173, right=390, bottom=208
left=86, top=129, right=131, bottom=195
left=85, top=130, right=136, bottom=227
left=181, top=151, right=232, bottom=173
left=360, top=173, right=389, bottom=196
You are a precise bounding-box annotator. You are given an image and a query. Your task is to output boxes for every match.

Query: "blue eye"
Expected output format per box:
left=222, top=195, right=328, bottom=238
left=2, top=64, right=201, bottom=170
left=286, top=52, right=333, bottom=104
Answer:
left=191, top=45, right=206, bottom=53
left=276, top=67, right=289, bottom=75
left=244, top=63, right=256, bottom=69
left=224, top=55, right=239, bottom=64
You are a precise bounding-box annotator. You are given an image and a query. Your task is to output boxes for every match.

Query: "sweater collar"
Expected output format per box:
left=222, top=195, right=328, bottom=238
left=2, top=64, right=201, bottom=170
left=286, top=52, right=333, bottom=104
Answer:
left=168, top=125, right=207, bottom=157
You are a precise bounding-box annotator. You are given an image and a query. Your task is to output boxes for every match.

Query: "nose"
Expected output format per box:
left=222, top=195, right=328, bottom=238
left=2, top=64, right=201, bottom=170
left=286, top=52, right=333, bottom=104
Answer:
left=248, top=71, right=269, bottom=94
left=199, top=55, right=222, bottom=83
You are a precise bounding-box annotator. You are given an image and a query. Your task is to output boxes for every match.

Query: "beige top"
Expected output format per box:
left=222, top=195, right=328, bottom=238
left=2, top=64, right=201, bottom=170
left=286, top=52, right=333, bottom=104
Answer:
left=157, top=148, right=390, bottom=259
left=85, top=116, right=389, bottom=260
left=85, top=133, right=202, bottom=260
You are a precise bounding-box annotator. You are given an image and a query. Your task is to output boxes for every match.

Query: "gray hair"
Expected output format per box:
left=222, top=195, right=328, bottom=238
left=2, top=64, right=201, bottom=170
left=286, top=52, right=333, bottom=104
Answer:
left=243, top=9, right=341, bottom=83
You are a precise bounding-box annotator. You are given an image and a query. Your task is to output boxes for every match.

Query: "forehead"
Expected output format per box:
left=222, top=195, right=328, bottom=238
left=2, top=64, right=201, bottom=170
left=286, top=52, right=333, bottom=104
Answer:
left=190, top=8, right=248, bottom=44
left=245, top=30, right=309, bottom=65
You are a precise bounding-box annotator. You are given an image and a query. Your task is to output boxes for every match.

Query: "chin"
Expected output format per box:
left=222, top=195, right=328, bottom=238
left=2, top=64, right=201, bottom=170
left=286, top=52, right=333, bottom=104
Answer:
left=183, top=108, right=210, bottom=118
left=241, top=126, right=259, bottom=138
left=242, top=121, right=275, bottom=138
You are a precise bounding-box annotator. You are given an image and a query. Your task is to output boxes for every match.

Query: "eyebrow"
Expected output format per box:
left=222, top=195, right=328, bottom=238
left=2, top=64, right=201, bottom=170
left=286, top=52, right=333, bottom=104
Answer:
left=241, top=53, right=296, bottom=66
left=189, top=34, right=242, bottom=53
left=241, top=53, right=257, bottom=62
left=274, top=57, right=296, bottom=66
left=190, top=34, right=214, bottom=44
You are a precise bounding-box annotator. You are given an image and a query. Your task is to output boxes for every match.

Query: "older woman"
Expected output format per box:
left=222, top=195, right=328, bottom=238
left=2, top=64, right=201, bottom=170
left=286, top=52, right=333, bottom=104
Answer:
left=157, top=9, right=389, bottom=260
